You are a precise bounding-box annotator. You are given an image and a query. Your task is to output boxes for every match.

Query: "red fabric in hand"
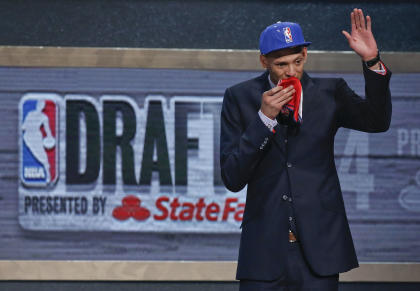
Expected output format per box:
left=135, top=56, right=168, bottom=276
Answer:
left=277, top=77, right=302, bottom=124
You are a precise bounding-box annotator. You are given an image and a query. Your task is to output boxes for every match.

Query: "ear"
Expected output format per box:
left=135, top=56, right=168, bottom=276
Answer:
left=302, top=47, right=308, bottom=64
left=259, top=54, right=268, bottom=69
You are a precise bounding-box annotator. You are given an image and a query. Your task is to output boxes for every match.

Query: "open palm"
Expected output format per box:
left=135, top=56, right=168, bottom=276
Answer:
left=342, top=8, right=378, bottom=61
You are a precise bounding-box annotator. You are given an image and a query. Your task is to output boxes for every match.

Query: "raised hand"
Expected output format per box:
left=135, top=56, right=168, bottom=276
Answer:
left=342, top=8, right=378, bottom=61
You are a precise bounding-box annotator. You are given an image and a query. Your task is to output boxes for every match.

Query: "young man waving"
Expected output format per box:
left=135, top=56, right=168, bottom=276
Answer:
left=220, top=9, right=391, bottom=291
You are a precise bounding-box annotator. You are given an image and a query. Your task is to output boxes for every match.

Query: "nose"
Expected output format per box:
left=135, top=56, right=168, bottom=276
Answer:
left=286, top=65, right=297, bottom=77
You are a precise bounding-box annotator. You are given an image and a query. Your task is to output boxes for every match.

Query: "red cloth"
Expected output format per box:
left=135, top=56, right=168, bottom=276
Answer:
left=277, top=77, right=302, bottom=124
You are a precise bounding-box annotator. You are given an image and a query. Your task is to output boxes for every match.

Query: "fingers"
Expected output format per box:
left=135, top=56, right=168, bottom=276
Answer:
left=267, top=85, right=282, bottom=96
left=276, top=94, right=294, bottom=108
left=353, top=8, right=361, bottom=30
left=342, top=30, right=351, bottom=42
left=350, top=11, right=356, bottom=32
left=366, top=15, right=372, bottom=31
left=359, top=9, right=366, bottom=29
left=264, top=85, right=295, bottom=105
left=261, top=85, right=295, bottom=118
left=272, top=86, right=295, bottom=105
left=274, top=85, right=295, bottom=98
left=352, top=8, right=367, bottom=31
left=273, top=90, right=294, bottom=103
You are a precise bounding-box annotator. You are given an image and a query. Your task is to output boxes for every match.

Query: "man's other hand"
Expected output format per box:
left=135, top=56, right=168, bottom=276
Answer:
left=260, top=85, right=295, bottom=120
left=342, top=8, right=379, bottom=62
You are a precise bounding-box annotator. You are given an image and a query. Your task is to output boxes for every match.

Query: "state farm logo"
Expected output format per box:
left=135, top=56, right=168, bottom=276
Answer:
left=154, top=196, right=244, bottom=222
left=113, top=195, right=244, bottom=222
left=113, top=196, right=150, bottom=221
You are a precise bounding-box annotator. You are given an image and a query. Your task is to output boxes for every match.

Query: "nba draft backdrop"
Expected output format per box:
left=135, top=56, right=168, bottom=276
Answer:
left=0, top=50, right=419, bottom=280
left=19, top=92, right=239, bottom=232
left=16, top=76, right=420, bottom=235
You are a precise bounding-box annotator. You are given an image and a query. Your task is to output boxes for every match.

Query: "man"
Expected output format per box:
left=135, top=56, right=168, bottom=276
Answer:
left=220, top=9, right=391, bottom=290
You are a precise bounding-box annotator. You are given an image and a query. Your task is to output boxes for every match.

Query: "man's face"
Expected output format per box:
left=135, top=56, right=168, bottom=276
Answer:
left=259, top=47, right=307, bottom=84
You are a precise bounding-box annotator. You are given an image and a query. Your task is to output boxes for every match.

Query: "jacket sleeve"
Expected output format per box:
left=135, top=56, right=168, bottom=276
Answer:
left=336, top=62, right=392, bottom=132
left=220, top=87, right=275, bottom=192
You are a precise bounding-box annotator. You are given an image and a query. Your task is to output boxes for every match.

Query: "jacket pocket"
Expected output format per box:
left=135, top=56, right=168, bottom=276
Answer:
left=240, top=170, right=282, bottom=228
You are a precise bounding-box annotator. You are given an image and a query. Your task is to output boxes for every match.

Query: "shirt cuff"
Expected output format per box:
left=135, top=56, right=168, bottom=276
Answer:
left=258, top=110, right=278, bottom=132
left=371, top=61, right=387, bottom=75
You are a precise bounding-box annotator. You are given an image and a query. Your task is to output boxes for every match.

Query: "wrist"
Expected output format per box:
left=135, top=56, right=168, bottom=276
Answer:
left=260, top=108, right=276, bottom=120
left=363, top=51, right=380, bottom=67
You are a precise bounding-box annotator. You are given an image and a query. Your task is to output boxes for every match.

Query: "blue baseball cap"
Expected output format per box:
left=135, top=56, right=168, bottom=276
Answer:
left=259, top=21, right=311, bottom=55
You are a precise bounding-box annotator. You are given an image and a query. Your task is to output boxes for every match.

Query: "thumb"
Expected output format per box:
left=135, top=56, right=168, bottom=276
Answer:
left=342, top=30, right=351, bottom=42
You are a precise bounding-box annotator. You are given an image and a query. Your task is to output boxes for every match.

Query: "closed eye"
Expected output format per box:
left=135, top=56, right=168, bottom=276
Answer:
left=275, top=62, right=287, bottom=67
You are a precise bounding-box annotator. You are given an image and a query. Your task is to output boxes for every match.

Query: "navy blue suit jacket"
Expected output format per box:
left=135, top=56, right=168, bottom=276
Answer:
left=220, top=64, right=392, bottom=280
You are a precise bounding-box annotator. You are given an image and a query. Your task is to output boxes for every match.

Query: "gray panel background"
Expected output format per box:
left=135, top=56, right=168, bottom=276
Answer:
left=0, top=67, right=419, bottom=262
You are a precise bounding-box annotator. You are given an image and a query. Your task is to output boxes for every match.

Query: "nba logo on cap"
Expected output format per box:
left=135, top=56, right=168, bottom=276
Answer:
left=19, top=94, right=60, bottom=187
left=283, top=27, right=293, bottom=43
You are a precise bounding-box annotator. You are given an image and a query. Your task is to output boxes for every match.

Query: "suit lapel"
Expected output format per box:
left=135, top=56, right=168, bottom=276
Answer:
left=300, top=72, right=320, bottom=126
left=301, top=72, right=312, bottom=120
left=260, top=70, right=271, bottom=95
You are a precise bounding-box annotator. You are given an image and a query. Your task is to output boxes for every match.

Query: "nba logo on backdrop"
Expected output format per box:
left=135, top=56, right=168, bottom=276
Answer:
left=19, top=94, right=60, bottom=187
left=283, top=27, right=293, bottom=43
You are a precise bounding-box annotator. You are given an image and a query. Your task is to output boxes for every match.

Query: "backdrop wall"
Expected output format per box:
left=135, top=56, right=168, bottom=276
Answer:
left=0, top=0, right=418, bottom=51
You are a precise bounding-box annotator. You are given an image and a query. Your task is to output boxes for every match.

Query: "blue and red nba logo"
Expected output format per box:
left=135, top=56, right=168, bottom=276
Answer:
left=283, top=27, right=293, bottom=43
left=19, top=94, right=60, bottom=187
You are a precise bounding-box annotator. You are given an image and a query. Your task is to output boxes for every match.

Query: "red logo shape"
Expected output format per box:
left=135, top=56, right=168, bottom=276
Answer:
left=112, top=195, right=150, bottom=221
